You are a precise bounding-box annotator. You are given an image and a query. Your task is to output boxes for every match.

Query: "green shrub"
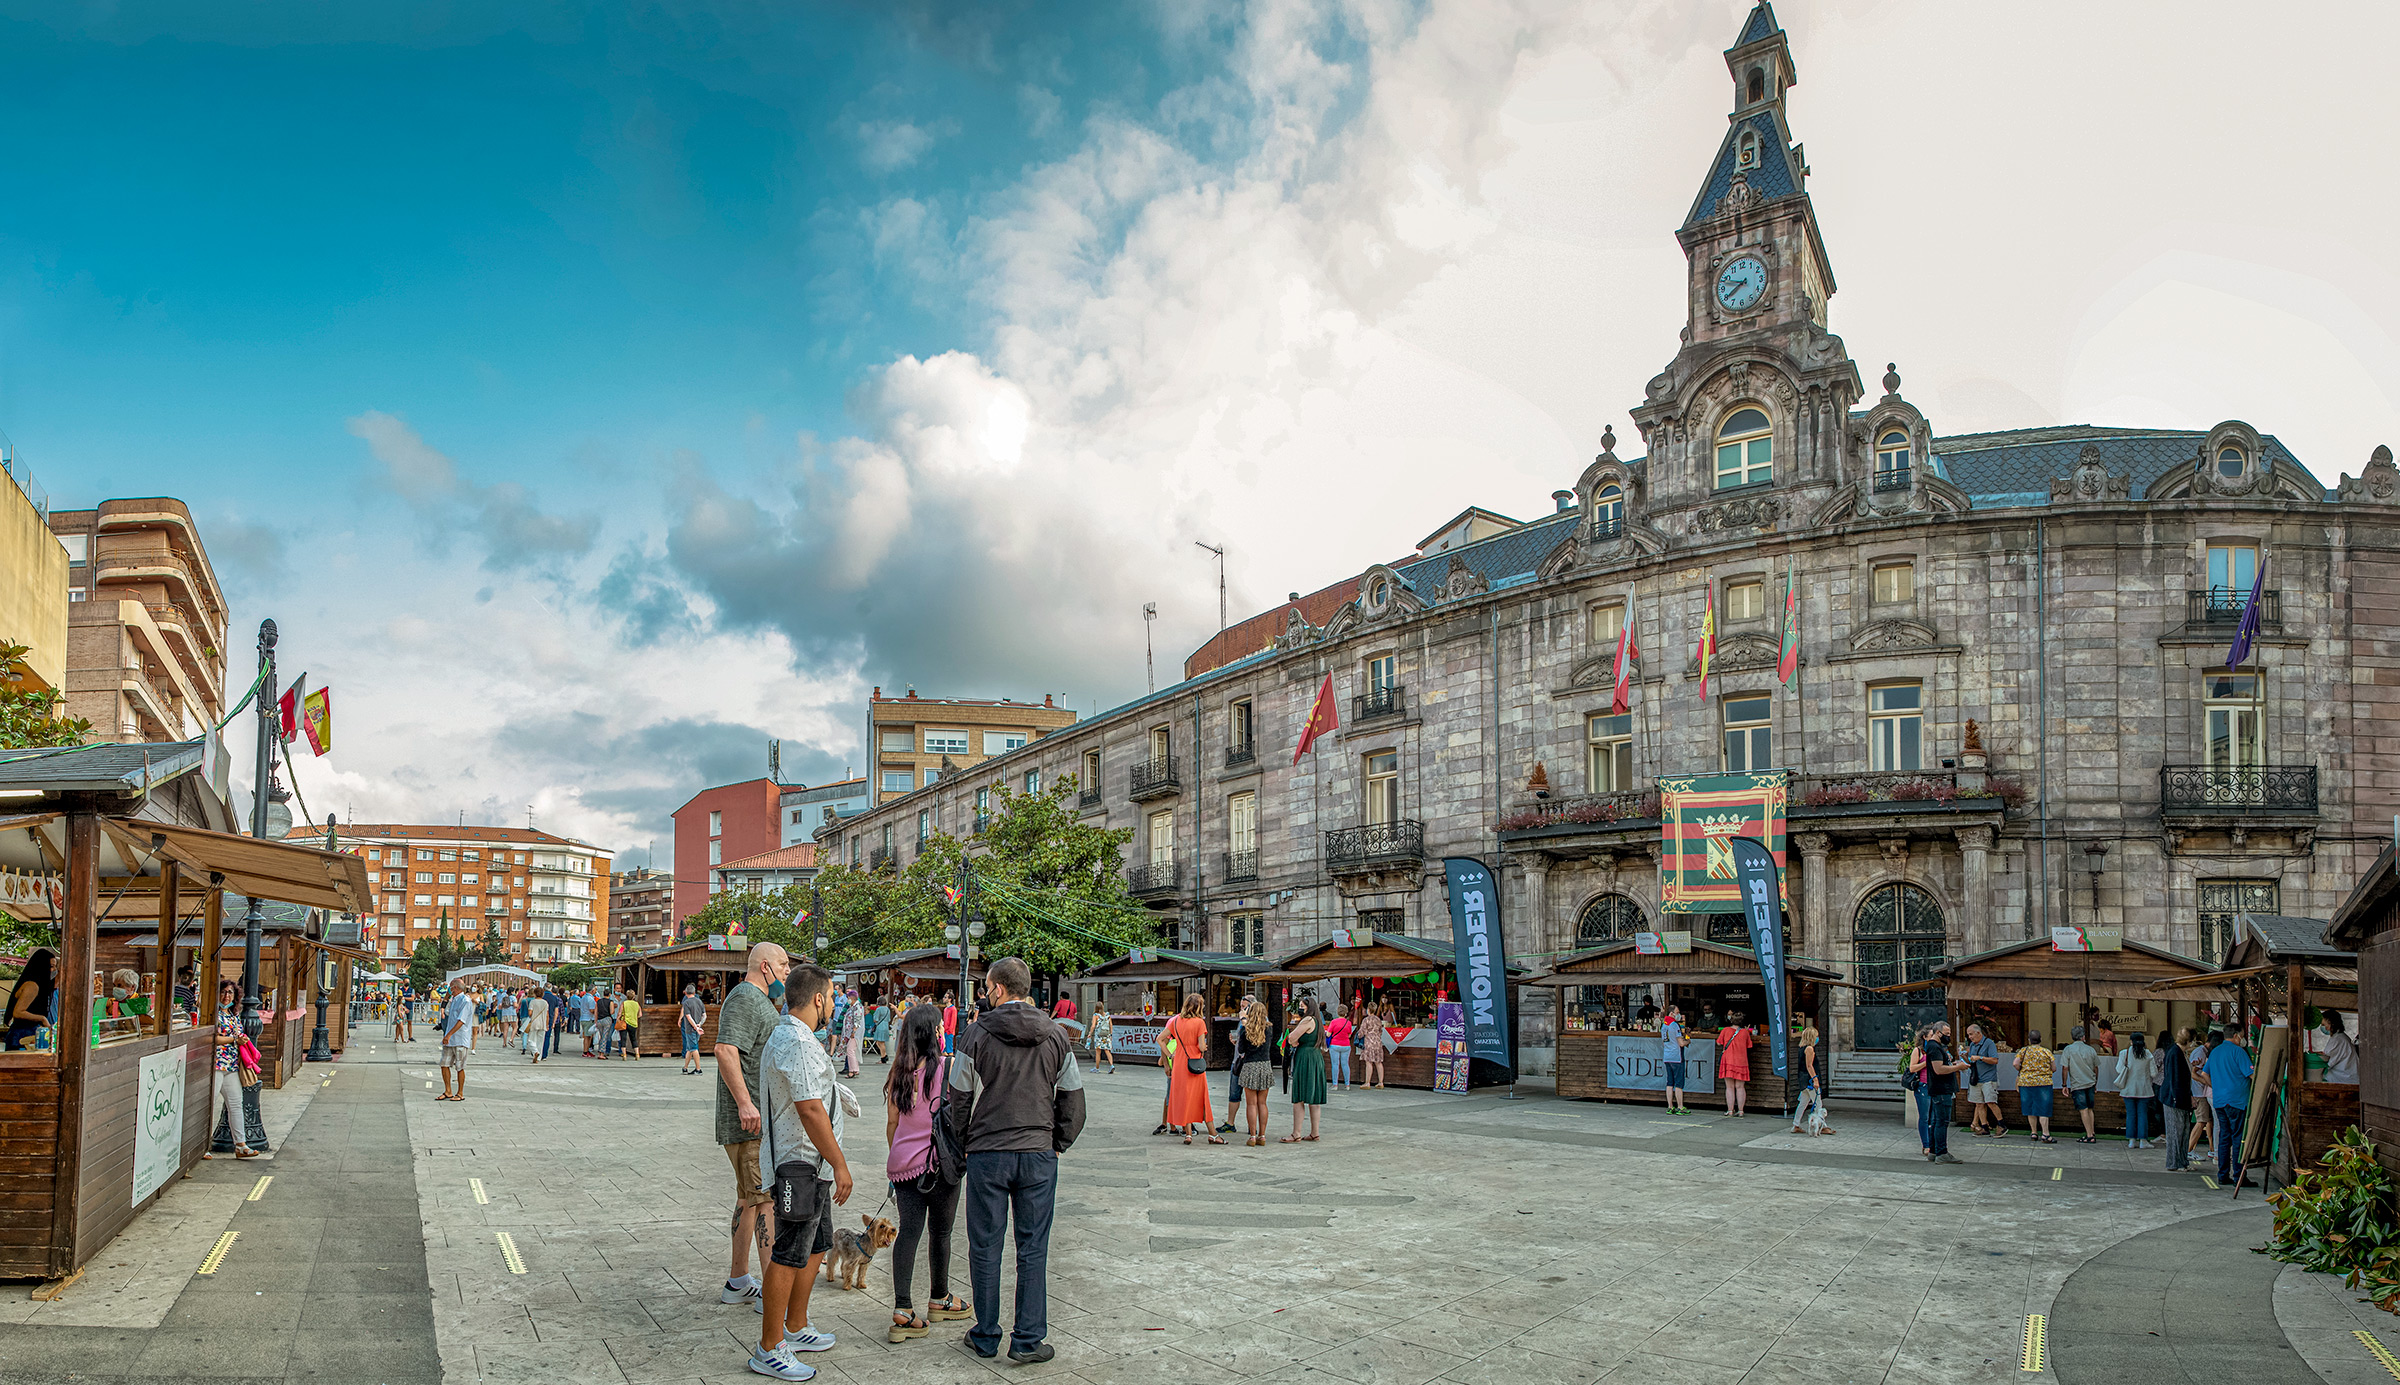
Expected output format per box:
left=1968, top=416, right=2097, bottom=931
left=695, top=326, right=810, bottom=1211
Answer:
left=2259, top=1127, right=2400, bottom=1315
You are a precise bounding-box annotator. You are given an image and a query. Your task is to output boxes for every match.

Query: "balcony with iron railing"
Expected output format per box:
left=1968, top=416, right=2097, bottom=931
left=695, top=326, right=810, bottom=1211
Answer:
left=1225, top=739, right=1256, bottom=769
left=1590, top=515, right=1625, bottom=540
left=1078, top=789, right=1103, bottom=811
left=1223, top=849, right=1257, bottom=883
left=1129, top=755, right=1181, bottom=801
left=1325, top=820, right=1424, bottom=878
left=2159, top=763, right=2317, bottom=816
left=868, top=846, right=896, bottom=872
left=1354, top=684, right=1406, bottom=723
left=2187, top=588, right=2281, bottom=630
left=1126, top=858, right=1181, bottom=899
left=1873, top=464, right=1912, bottom=493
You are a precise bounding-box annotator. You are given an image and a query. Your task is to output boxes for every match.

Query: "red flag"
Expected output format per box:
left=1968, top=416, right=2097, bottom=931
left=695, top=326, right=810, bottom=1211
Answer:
left=1292, top=674, right=1339, bottom=764
left=1610, top=587, right=1640, bottom=715
left=1694, top=585, right=1718, bottom=703
left=276, top=675, right=304, bottom=744
left=1775, top=559, right=1800, bottom=685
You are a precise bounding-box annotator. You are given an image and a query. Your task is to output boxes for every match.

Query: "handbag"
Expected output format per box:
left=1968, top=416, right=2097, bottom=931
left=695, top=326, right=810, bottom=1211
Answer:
left=1180, top=1021, right=1206, bottom=1074
left=237, top=1035, right=263, bottom=1088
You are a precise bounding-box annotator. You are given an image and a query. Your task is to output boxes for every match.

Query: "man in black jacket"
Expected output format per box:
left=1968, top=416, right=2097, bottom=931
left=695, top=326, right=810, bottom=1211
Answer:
left=944, top=956, right=1085, bottom=1364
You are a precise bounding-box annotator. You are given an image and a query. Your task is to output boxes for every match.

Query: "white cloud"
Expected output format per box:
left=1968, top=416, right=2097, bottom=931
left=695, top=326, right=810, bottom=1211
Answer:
left=850, top=116, right=958, bottom=175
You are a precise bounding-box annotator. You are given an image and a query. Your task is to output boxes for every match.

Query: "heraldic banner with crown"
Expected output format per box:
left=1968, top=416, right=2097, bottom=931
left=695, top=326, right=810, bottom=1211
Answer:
left=1657, top=770, right=1790, bottom=914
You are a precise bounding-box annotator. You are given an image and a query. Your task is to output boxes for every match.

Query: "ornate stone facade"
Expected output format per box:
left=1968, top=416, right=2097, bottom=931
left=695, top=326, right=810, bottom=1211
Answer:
left=819, top=3, right=2395, bottom=1073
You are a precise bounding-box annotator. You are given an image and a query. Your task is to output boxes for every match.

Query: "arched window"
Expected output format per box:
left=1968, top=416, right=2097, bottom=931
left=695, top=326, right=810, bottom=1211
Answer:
left=1575, top=894, right=1646, bottom=945
left=1746, top=69, right=1766, bottom=104
left=1876, top=429, right=1910, bottom=474
left=1594, top=483, right=1624, bottom=535
left=1852, top=882, right=1946, bottom=996
left=1715, top=408, right=1773, bottom=490
left=2217, top=445, right=2245, bottom=479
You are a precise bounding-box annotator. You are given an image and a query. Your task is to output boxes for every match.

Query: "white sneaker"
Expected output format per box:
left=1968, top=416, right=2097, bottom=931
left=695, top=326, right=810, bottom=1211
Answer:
left=722, top=1277, right=763, bottom=1306
left=747, top=1344, right=816, bottom=1380
left=787, top=1327, right=836, bottom=1352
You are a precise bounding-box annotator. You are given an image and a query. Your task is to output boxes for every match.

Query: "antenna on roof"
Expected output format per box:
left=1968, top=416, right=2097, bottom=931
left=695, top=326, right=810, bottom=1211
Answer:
left=1142, top=603, right=1158, bottom=693
left=1194, top=542, right=1226, bottom=632
left=768, top=739, right=782, bottom=784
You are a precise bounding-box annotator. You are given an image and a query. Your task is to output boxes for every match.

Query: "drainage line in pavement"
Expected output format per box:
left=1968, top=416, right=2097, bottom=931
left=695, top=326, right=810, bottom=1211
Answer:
left=2020, top=1314, right=2046, bottom=1372
left=197, top=1231, right=237, bottom=1275
left=495, top=1232, right=526, bottom=1275
left=2358, top=1331, right=2400, bottom=1381
left=470, top=1178, right=488, bottom=1205
left=246, top=1176, right=271, bottom=1202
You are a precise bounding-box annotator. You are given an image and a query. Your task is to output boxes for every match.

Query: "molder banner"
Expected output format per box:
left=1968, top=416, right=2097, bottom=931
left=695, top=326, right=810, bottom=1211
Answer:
left=1658, top=771, right=1789, bottom=915
left=1441, top=857, right=1511, bottom=1073
left=1729, top=836, right=1791, bottom=1080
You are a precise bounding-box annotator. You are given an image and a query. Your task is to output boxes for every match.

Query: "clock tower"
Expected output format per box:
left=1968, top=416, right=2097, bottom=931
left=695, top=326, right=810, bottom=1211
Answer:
left=1623, top=1, right=1868, bottom=520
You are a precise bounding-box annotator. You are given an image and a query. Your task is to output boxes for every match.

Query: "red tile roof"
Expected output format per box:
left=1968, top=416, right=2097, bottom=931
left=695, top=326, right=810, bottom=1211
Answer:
left=717, top=843, right=818, bottom=872
left=1183, top=573, right=1363, bottom=679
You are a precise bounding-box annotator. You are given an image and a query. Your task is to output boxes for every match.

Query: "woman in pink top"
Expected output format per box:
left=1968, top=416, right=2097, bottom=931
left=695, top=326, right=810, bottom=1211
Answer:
left=1325, top=1009, right=1355, bottom=1090
left=883, top=1006, right=967, bottom=1342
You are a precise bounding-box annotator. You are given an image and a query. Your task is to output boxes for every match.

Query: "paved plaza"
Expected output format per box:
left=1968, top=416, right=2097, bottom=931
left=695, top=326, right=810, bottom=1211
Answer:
left=5, top=1032, right=2398, bottom=1385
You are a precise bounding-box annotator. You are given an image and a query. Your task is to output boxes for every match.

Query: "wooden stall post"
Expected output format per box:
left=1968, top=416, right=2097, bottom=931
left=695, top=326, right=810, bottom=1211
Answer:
left=51, top=804, right=99, bottom=1276
left=153, top=861, right=179, bottom=1035
left=200, top=882, right=223, bottom=1026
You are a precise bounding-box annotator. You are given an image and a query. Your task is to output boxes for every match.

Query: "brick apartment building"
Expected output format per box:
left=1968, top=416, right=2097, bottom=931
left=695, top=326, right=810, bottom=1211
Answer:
left=48, top=497, right=230, bottom=746
left=607, top=867, right=673, bottom=955
left=869, top=687, right=1079, bottom=806
left=326, top=824, right=612, bottom=967
left=671, top=779, right=780, bottom=921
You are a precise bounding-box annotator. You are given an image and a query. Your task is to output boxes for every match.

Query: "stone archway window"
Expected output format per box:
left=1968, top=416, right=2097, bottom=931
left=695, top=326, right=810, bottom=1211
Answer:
left=1716, top=408, right=1773, bottom=490
left=1594, top=483, right=1624, bottom=535
left=1737, top=127, right=1761, bottom=167
left=1853, top=882, right=1945, bottom=998
left=1575, top=894, right=1646, bottom=945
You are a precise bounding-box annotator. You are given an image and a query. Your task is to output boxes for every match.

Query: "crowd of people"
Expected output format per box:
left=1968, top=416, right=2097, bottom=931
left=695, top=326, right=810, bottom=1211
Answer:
left=1904, top=1015, right=2322, bottom=1185
left=391, top=979, right=652, bottom=1099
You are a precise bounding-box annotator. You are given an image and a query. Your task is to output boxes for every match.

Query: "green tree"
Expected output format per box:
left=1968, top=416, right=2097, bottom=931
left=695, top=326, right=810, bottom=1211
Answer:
left=0, top=639, right=91, bottom=750
left=477, top=919, right=508, bottom=963
left=406, top=939, right=442, bottom=993
left=547, top=961, right=597, bottom=990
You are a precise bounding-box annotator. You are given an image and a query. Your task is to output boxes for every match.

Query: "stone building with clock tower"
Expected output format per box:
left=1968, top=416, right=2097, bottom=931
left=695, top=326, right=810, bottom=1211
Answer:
left=816, top=1, right=2397, bottom=1082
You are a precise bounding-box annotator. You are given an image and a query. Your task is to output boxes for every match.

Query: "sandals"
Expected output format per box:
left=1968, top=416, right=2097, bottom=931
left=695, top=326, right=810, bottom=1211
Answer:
left=889, top=1312, right=929, bottom=1342
left=927, top=1296, right=970, bottom=1322
left=1302, top=1135, right=1319, bottom=1142
left=1278, top=1135, right=1302, bottom=1143
left=1183, top=1134, right=1193, bottom=1145
left=1207, top=1136, right=1227, bottom=1145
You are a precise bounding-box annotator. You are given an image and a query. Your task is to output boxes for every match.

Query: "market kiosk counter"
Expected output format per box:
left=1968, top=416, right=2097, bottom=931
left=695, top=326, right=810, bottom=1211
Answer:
left=1253, top=931, right=1525, bottom=1090
left=837, top=947, right=986, bottom=1012
left=1892, top=936, right=2237, bottom=1137
left=1074, top=949, right=1268, bottom=1069
left=1528, top=939, right=1836, bottom=1108
left=0, top=790, right=369, bottom=1282
left=613, top=937, right=776, bottom=1054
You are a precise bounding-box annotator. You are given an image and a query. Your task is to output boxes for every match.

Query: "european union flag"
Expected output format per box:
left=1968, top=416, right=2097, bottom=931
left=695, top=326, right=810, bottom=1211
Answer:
left=2227, top=560, right=2267, bottom=668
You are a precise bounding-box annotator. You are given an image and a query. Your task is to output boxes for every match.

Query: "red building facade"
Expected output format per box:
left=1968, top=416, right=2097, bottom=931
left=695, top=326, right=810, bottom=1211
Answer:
left=670, top=778, right=782, bottom=923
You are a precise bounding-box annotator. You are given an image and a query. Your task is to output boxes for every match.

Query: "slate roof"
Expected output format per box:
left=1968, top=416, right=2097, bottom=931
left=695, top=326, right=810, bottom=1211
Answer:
left=1737, top=2, right=1780, bottom=46
left=0, top=740, right=205, bottom=793
left=1931, top=425, right=2316, bottom=508
left=2235, top=913, right=2347, bottom=962
left=1393, top=510, right=1580, bottom=598
left=1686, top=110, right=1802, bottom=226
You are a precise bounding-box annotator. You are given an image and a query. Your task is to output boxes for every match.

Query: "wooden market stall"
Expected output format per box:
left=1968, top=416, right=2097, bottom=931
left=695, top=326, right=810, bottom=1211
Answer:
left=0, top=745, right=369, bottom=1282
left=2327, top=844, right=2398, bottom=1183
left=1528, top=939, right=1836, bottom=1108
left=612, top=937, right=790, bottom=1054
left=2145, top=912, right=2359, bottom=1183
left=104, top=900, right=352, bottom=1089
left=1252, top=931, right=1525, bottom=1089
left=838, top=947, right=985, bottom=1013
left=1072, top=949, right=1270, bottom=1067
left=1893, top=936, right=2236, bottom=1135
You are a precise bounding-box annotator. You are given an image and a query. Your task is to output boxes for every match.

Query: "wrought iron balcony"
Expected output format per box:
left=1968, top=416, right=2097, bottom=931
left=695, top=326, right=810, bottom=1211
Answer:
left=1325, top=820, right=1424, bottom=877
left=868, top=846, right=895, bottom=872
left=1873, top=465, right=1912, bottom=493
left=2159, top=764, right=2316, bottom=814
left=1129, top=755, right=1181, bottom=801
left=1224, top=849, right=1257, bottom=883
left=1590, top=516, right=1625, bottom=540
left=1077, top=789, right=1103, bottom=811
left=1225, top=739, right=1256, bottom=769
left=973, top=813, right=992, bottom=835
left=2187, top=588, right=2281, bottom=630
left=1353, top=684, right=1406, bottom=723
left=1126, top=859, right=1180, bottom=899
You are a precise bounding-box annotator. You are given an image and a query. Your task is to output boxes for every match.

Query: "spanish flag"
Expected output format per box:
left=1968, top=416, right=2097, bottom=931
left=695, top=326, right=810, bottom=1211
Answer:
left=301, top=686, right=332, bottom=757
left=1695, top=585, right=1718, bottom=702
left=1292, top=673, right=1339, bottom=764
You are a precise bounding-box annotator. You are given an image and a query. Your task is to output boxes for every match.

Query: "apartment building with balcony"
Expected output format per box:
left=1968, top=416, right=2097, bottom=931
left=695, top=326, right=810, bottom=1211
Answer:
left=815, top=3, right=2394, bottom=1074
left=608, top=867, right=673, bottom=954
left=782, top=777, right=869, bottom=848
left=320, top=823, right=612, bottom=967
left=868, top=687, right=1078, bottom=807
left=48, top=498, right=230, bottom=746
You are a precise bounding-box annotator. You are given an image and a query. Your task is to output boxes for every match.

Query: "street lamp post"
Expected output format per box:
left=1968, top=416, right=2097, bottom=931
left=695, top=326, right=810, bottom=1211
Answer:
left=242, top=620, right=279, bottom=1042
left=307, top=813, right=338, bottom=1062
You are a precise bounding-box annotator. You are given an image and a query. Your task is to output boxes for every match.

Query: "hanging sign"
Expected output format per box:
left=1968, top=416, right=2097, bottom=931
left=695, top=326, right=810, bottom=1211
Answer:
left=1658, top=771, right=1789, bottom=914
left=2050, top=926, right=2123, bottom=953
left=1634, top=931, right=1693, bottom=955
left=1331, top=929, right=1372, bottom=949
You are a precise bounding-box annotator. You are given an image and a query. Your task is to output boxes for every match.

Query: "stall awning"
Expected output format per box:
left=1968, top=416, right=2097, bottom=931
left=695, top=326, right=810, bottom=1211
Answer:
left=1252, top=930, right=1524, bottom=984
left=1521, top=938, right=1841, bottom=988
left=1917, top=936, right=2237, bottom=1003
left=1078, top=949, right=1272, bottom=983
left=2145, top=963, right=2357, bottom=1007
left=103, top=819, right=372, bottom=914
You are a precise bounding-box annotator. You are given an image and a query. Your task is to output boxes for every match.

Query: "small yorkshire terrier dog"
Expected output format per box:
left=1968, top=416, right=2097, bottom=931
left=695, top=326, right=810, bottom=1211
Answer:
left=826, top=1214, right=898, bottom=1290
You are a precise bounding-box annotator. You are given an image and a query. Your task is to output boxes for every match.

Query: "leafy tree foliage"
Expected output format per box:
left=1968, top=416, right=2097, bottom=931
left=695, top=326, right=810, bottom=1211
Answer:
left=0, top=639, right=92, bottom=750
left=477, top=919, right=509, bottom=964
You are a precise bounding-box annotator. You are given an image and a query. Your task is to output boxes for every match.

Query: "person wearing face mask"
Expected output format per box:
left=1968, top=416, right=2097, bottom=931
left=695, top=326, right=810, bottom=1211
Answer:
left=749, top=960, right=854, bottom=1379
left=204, top=980, right=258, bottom=1158
left=2314, top=1011, right=2358, bottom=1086
left=714, top=941, right=792, bottom=1314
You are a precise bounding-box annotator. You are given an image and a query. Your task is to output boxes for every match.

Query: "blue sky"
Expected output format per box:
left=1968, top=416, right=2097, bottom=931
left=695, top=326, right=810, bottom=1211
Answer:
left=3, top=2, right=2394, bottom=863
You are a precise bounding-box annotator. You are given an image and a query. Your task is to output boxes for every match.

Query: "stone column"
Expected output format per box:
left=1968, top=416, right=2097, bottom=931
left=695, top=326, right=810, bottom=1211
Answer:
left=1792, top=832, right=1830, bottom=963
left=1956, top=826, right=1995, bottom=956
left=1518, top=853, right=1552, bottom=954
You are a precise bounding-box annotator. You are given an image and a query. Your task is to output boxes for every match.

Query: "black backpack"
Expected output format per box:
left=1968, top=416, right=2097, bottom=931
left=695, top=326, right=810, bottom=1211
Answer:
left=918, top=1057, right=967, bottom=1190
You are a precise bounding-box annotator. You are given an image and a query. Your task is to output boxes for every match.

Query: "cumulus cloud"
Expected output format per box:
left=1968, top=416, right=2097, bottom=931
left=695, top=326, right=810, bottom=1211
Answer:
left=850, top=116, right=957, bottom=174
left=348, top=410, right=597, bottom=569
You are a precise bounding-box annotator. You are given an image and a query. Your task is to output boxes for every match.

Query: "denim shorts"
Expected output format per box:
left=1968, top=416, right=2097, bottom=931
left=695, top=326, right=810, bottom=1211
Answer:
left=1663, top=1061, right=1686, bottom=1088
left=2019, top=1085, right=2055, bottom=1119
left=2069, top=1086, right=2097, bottom=1111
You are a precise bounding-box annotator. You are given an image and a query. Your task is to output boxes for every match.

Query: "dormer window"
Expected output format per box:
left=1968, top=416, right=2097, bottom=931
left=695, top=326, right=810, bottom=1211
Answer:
left=1736, top=129, right=1760, bottom=170
left=2217, top=445, right=2245, bottom=479
left=1876, top=430, right=1910, bottom=472
left=1594, top=483, right=1624, bottom=535
left=1716, top=408, right=1773, bottom=489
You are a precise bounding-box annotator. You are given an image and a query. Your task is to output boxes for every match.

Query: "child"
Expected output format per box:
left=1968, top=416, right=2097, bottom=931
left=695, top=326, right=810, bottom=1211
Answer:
left=1089, top=1009, right=1115, bottom=1073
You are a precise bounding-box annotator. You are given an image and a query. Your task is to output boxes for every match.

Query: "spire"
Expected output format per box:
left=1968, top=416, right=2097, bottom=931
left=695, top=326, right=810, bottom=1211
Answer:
left=1682, top=4, right=1805, bottom=230
left=1736, top=2, right=1779, bottom=49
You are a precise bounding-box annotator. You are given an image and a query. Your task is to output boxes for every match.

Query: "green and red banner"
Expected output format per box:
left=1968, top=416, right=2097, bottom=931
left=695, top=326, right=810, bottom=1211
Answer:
left=1657, top=771, right=1789, bottom=914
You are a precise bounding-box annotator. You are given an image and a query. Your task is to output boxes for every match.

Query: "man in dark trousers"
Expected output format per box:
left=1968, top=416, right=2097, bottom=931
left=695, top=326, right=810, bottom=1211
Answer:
left=944, top=957, right=1086, bottom=1365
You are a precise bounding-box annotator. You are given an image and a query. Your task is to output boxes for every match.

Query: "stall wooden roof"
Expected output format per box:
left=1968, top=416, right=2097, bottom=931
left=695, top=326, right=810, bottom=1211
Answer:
left=110, top=819, right=371, bottom=914
left=2328, top=843, right=2397, bottom=949
left=610, top=938, right=756, bottom=974
left=2145, top=963, right=2357, bottom=1008
left=1251, top=932, right=1527, bottom=983
left=1522, top=938, right=1841, bottom=988
left=1906, top=936, right=2236, bottom=1003
left=2227, top=913, right=2351, bottom=967
left=1077, top=949, right=1271, bottom=982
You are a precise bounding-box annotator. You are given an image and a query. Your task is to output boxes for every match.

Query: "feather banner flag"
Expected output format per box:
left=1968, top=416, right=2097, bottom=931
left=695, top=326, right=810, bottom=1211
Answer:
left=301, top=685, right=332, bottom=757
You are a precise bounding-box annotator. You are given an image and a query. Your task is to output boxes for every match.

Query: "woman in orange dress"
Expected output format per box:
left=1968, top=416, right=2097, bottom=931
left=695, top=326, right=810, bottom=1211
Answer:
left=1160, top=994, right=1222, bottom=1144
left=1716, top=1010, right=1754, bottom=1117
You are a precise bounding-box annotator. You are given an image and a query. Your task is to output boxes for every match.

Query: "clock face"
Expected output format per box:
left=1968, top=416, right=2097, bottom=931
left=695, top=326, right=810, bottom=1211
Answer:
left=1716, top=256, right=1767, bottom=311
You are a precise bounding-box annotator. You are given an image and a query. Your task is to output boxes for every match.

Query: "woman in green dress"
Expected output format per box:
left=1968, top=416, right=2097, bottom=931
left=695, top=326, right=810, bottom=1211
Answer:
left=1280, top=1004, right=1327, bottom=1142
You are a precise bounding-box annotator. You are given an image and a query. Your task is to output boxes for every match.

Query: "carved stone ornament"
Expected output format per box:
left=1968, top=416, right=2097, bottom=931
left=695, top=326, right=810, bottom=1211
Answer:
left=1686, top=631, right=1781, bottom=676
left=1442, top=555, right=1489, bottom=601
left=1791, top=831, right=1830, bottom=858
left=1878, top=838, right=1908, bottom=868
left=1962, top=719, right=1984, bottom=753
left=2337, top=444, right=2398, bottom=503
left=1720, top=174, right=1757, bottom=214
left=2051, top=444, right=2130, bottom=501
left=1848, top=618, right=1941, bottom=656
left=1569, top=654, right=1640, bottom=689
left=1695, top=495, right=1782, bottom=533
left=1271, top=608, right=1323, bottom=650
